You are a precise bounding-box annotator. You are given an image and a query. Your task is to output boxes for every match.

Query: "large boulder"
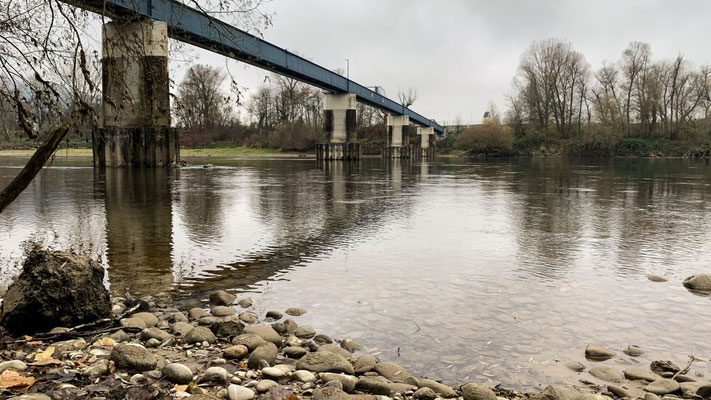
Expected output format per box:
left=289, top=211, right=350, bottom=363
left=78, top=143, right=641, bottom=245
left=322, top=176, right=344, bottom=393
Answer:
left=1, top=250, right=111, bottom=334
left=683, top=274, right=711, bottom=292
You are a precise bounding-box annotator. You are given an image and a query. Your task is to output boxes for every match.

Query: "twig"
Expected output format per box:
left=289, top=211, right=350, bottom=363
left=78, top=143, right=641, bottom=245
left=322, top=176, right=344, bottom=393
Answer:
left=673, top=355, right=699, bottom=379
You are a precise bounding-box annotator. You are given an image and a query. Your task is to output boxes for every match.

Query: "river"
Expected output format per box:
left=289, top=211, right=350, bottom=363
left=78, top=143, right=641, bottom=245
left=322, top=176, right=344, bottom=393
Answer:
left=1, top=156, right=711, bottom=390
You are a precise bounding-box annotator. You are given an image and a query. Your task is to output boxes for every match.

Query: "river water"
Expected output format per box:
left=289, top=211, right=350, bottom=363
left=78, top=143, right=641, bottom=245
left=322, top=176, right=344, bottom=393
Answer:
left=2, top=156, right=711, bottom=389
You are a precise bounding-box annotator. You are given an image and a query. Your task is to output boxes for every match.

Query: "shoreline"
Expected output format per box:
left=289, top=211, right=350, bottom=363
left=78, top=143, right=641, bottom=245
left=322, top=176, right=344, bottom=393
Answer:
left=0, top=291, right=705, bottom=400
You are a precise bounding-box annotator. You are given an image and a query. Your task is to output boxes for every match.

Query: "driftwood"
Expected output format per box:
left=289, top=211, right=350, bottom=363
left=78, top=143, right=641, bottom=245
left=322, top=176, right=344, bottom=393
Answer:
left=0, top=123, right=71, bottom=214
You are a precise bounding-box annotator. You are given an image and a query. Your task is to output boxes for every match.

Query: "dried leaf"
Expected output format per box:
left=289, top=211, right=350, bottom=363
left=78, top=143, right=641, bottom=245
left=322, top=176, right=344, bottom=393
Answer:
left=0, top=370, right=36, bottom=388
left=31, top=346, right=55, bottom=362
left=29, top=357, right=62, bottom=366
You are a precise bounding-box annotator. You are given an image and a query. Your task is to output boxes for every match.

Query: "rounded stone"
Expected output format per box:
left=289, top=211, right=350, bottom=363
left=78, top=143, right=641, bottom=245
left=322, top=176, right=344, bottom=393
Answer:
left=172, top=321, right=195, bottom=336
left=374, top=362, right=413, bottom=383
left=163, top=363, right=193, bottom=384
left=683, top=274, right=711, bottom=291
left=414, top=387, right=437, bottom=400
left=109, top=343, right=157, bottom=371
left=354, top=353, right=379, bottom=374
left=322, top=373, right=357, bottom=393
left=209, top=290, right=236, bottom=306
left=232, top=334, right=267, bottom=351
left=224, top=345, right=249, bottom=359
left=292, top=369, right=317, bottom=383
left=140, top=327, right=172, bottom=342
left=318, top=344, right=352, bottom=359
left=284, top=346, right=308, bottom=359
left=418, top=378, right=457, bottom=398
left=585, top=344, right=616, bottom=360
left=340, top=338, right=363, bottom=353
left=355, top=376, right=392, bottom=395
left=120, top=317, right=147, bottom=330
left=248, top=342, right=278, bottom=369
left=296, top=351, right=354, bottom=374
left=256, top=379, right=278, bottom=392
left=244, top=325, right=282, bottom=345
left=589, top=366, right=622, bottom=382
left=266, top=310, right=283, bottom=320
left=623, top=346, right=645, bottom=357
left=294, top=325, right=316, bottom=339
left=239, top=312, right=258, bottom=324
left=237, top=298, right=253, bottom=308
left=211, top=306, right=236, bottom=317
left=261, top=367, right=285, bottom=379
left=624, top=367, right=660, bottom=382
left=645, top=379, right=680, bottom=395
left=185, top=326, right=217, bottom=344
left=228, top=384, right=256, bottom=400
left=133, top=312, right=159, bottom=327
left=285, top=307, right=307, bottom=316
left=314, top=386, right=351, bottom=400
left=199, top=366, right=228, bottom=383
left=564, top=361, right=586, bottom=372
left=648, top=275, right=667, bottom=282
left=462, top=383, right=497, bottom=400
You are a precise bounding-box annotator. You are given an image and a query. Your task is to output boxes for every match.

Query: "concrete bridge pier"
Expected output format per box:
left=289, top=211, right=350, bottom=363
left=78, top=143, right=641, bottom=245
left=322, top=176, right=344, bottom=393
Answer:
left=382, top=115, right=412, bottom=158
left=95, top=20, right=179, bottom=167
left=416, top=127, right=435, bottom=158
left=317, top=94, right=360, bottom=160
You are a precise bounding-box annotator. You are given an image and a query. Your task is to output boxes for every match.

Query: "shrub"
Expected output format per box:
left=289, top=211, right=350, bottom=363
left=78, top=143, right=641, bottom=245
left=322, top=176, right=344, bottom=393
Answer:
left=453, top=121, right=514, bottom=155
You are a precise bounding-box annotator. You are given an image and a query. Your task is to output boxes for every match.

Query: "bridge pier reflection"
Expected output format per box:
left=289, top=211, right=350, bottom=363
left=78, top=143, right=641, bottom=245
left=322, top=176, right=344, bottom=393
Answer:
left=101, top=168, right=176, bottom=296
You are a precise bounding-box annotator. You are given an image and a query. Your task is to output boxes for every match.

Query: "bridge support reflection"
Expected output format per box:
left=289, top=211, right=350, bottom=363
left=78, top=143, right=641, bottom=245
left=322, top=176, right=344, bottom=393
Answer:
left=102, top=168, right=176, bottom=296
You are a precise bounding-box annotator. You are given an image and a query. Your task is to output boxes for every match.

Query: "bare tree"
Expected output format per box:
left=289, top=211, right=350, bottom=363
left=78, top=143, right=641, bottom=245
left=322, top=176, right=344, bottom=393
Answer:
left=620, top=42, right=651, bottom=134
left=398, top=86, right=418, bottom=108
left=174, top=64, right=232, bottom=132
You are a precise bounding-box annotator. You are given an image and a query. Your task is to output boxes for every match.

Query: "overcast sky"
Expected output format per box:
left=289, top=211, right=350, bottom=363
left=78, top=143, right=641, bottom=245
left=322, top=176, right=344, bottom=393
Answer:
left=172, top=0, right=711, bottom=125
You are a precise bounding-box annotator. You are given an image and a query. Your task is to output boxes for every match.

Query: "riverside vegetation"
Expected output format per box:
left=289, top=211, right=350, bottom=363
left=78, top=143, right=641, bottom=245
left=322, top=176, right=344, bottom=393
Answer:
left=2, top=250, right=711, bottom=400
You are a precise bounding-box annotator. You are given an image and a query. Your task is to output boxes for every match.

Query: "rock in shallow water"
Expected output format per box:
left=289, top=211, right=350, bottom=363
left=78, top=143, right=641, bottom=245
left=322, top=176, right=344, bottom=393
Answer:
left=683, top=274, right=711, bottom=291
left=589, top=366, right=622, bottom=382
left=296, top=352, right=354, bottom=374
left=585, top=344, right=616, bottom=360
left=285, top=307, right=307, bottom=316
left=623, top=345, right=645, bottom=357
left=462, top=383, right=497, bottom=400
left=624, top=367, right=659, bottom=382
left=374, top=362, right=413, bottom=383
left=564, top=361, right=586, bottom=372
left=648, top=275, right=667, bottom=282
left=414, top=387, right=437, bottom=400
left=418, top=378, right=456, bottom=397
left=645, top=379, right=680, bottom=395
left=209, top=290, right=236, bottom=306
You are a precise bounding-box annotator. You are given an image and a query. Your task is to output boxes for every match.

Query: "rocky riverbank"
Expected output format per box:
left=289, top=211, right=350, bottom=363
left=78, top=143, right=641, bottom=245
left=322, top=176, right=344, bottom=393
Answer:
left=0, top=289, right=710, bottom=400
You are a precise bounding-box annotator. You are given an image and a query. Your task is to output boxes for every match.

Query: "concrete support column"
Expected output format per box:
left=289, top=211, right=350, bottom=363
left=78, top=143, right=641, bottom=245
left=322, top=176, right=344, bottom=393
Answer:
left=416, top=127, right=435, bottom=158
left=317, top=93, right=359, bottom=160
left=95, top=20, right=179, bottom=167
left=383, top=115, right=412, bottom=158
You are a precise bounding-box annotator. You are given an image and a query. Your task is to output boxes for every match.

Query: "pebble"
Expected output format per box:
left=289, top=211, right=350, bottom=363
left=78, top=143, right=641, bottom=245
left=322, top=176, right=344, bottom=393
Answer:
left=683, top=274, right=711, bottom=290
left=211, top=305, right=237, bottom=316
left=564, top=361, right=586, bottom=372
left=292, top=369, right=317, bottom=383
left=589, top=366, right=622, bottom=382
left=244, top=325, right=282, bottom=345
left=133, top=312, right=159, bottom=327
left=248, top=342, right=278, bottom=369
left=648, top=275, right=667, bottom=282
left=163, top=363, right=193, bottom=384
left=238, top=298, right=253, bottom=308
left=462, top=383, right=497, bottom=400
left=120, top=317, right=147, bottom=329
left=109, top=343, right=157, bottom=371
left=645, top=379, right=681, bottom=395
left=140, top=327, right=172, bottom=342
left=322, top=373, right=357, bottom=392
left=188, top=308, right=209, bottom=320
left=296, top=351, right=355, bottom=374
left=313, top=386, right=350, bottom=400
left=623, top=345, right=646, bottom=356
left=261, top=367, right=286, bottom=379
left=607, top=384, right=631, bottom=398
left=285, top=307, right=307, bottom=316
left=585, top=344, right=616, bottom=360
left=209, top=290, right=237, bottom=306
left=224, top=344, right=249, bottom=359
left=256, top=379, right=278, bottom=392
left=228, top=384, right=256, bottom=400
left=356, top=376, right=392, bottom=396
left=284, top=346, right=308, bottom=358
left=185, top=326, right=217, bottom=344
left=340, top=338, right=363, bottom=353
left=239, top=312, right=258, bottom=324
left=199, top=366, right=228, bottom=383
left=82, top=359, right=109, bottom=377
left=294, top=325, right=316, bottom=339
left=414, top=387, right=438, bottom=400
left=624, top=367, right=660, bottom=382
left=0, top=360, right=27, bottom=374
left=283, top=319, right=298, bottom=332
left=266, top=310, right=283, bottom=319
left=375, top=362, right=414, bottom=383
left=355, top=353, right=379, bottom=373
left=418, top=378, right=457, bottom=398
left=172, top=321, right=195, bottom=336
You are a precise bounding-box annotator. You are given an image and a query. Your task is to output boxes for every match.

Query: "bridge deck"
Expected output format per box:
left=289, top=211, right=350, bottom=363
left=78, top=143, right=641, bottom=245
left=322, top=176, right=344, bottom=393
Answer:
left=64, top=0, right=444, bottom=133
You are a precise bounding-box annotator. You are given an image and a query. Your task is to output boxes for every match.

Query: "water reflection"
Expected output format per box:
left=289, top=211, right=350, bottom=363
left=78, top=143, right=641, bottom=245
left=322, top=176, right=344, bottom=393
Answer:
left=2, top=157, right=711, bottom=390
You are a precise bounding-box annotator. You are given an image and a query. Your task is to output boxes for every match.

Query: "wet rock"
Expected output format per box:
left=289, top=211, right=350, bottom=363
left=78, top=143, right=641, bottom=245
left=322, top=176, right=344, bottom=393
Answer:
left=239, top=312, right=258, bottom=324
left=189, top=308, right=209, bottom=320
left=286, top=307, right=307, bottom=316
left=185, top=326, right=217, bottom=344
left=209, top=290, right=236, bottom=306
left=257, top=379, right=279, bottom=392
left=133, top=312, right=159, bottom=327
left=200, top=366, right=228, bottom=383
left=585, top=344, right=616, bottom=360
left=650, top=361, right=681, bottom=375
left=295, top=325, right=316, bottom=339
left=564, top=361, right=586, bottom=372
left=648, top=275, right=667, bottom=282
left=623, top=346, right=645, bottom=357
left=170, top=312, right=189, bottom=323
left=0, top=360, right=27, bottom=374
left=224, top=345, right=249, bottom=359
left=590, top=366, right=622, bottom=382
left=0, top=250, right=111, bottom=334
left=683, top=274, right=711, bottom=291
left=389, top=382, right=417, bottom=393
left=109, top=343, right=157, bottom=371
left=228, top=384, right=255, bottom=400
left=306, top=341, right=319, bottom=352
left=173, top=321, right=195, bottom=336
left=414, top=387, right=437, bottom=400
left=289, top=369, right=315, bottom=383
left=531, top=386, right=582, bottom=400
left=140, top=327, right=172, bottom=342
left=232, top=334, right=267, bottom=351
left=679, top=382, right=711, bottom=397
left=8, top=395, right=51, bottom=400
left=675, top=374, right=696, bottom=383
left=266, top=310, right=283, bottom=320
left=462, top=383, right=497, bottom=400
left=314, top=334, right=334, bottom=345
left=163, top=363, right=193, bottom=384
left=199, top=316, right=221, bottom=326
left=322, top=373, right=357, bottom=392
left=120, top=317, right=147, bottom=329
left=314, top=386, right=351, bottom=400
left=109, top=329, right=130, bottom=343
left=418, top=378, right=457, bottom=398
left=607, top=384, right=631, bottom=398
left=53, top=338, right=88, bottom=351
left=248, top=342, right=278, bottom=369
left=284, top=346, right=309, bottom=358
left=296, top=351, right=355, bottom=374
left=374, top=362, right=413, bottom=383
left=624, top=367, right=660, bottom=382
left=324, top=380, right=344, bottom=390
left=238, top=298, right=253, bottom=308
left=244, top=325, right=282, bottom=345
left=645, top=379, right=680, bottom=395
left=355, top=354, right=379, bottom=374
left=318, top=344, right=352, bottom=359
left=356, top=376, right=392, bottom=395
left=213, top=320, right=245, bottom=337
left=283, top=319, right=298, bottom=333
left=644, top=393, right=660, bottom=400
left=341, top=338, right=363, bottom=353
left=262, top=367, right=286, bottom=379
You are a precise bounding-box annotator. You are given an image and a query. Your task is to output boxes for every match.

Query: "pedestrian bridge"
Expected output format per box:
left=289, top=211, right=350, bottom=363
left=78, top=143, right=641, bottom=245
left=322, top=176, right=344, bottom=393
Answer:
left=64, top=0, right=442, bottom=165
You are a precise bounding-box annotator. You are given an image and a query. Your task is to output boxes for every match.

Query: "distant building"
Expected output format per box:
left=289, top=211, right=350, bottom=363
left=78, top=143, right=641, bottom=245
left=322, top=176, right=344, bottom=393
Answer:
left=482, top=111, right=491, bottom=123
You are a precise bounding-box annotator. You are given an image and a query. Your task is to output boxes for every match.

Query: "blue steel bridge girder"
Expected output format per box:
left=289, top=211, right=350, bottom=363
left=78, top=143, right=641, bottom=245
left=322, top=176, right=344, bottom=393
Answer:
left=61, top=0, right=444, bottom=134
